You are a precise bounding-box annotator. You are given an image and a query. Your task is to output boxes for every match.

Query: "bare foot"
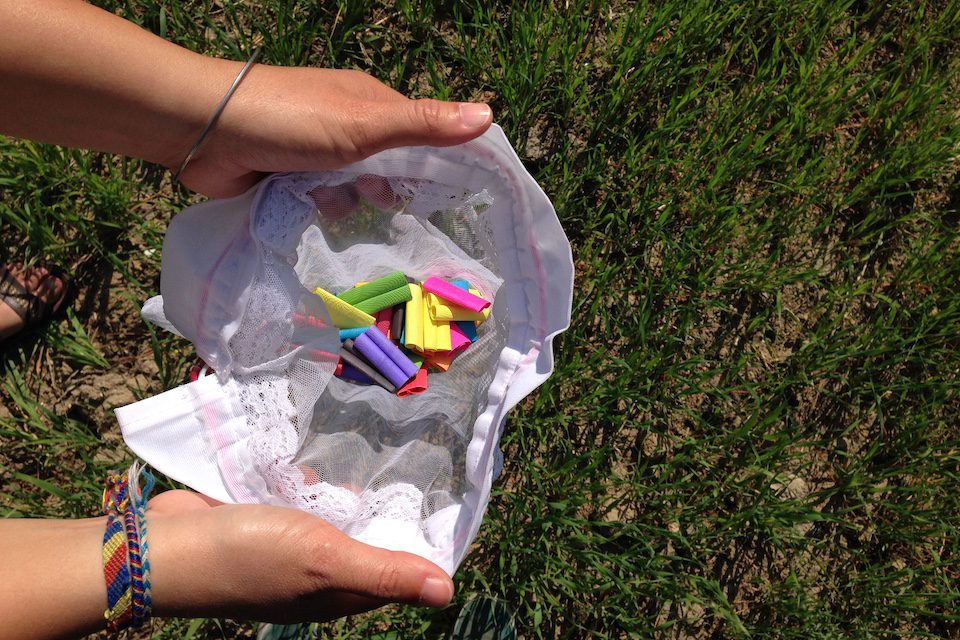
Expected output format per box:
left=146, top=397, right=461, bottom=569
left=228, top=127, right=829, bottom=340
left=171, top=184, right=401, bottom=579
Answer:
left=0, top=263, right=67, bottom=340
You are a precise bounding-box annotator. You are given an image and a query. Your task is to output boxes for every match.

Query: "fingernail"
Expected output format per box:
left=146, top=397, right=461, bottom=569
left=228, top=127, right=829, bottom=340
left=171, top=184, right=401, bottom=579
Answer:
left=419, top=576, right=453, bottom=606
left=459, top=103, right=492, bottom=128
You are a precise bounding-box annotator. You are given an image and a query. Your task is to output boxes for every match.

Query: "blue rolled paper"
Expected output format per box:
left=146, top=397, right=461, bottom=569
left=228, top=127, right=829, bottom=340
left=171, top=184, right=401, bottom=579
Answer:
left=354, top=330, right=412, bottom=389
left=456, top=320, right=478, bottom=342
left=339, top=327, right=367, bottom=342
left=338, top=362, right=374, bottom=385
left=452, top=280, right=479, bottom=341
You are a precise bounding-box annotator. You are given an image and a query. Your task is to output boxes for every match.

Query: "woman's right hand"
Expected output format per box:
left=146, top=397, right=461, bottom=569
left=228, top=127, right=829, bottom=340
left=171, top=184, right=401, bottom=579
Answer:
left=146, top=490, right=454, bottom=623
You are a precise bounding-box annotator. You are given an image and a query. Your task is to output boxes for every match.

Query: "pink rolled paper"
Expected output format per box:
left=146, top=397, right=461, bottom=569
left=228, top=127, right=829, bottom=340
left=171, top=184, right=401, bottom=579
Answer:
left=421, top=277, right=491, bottom=313
left=449, top=322, right=472, bottom=352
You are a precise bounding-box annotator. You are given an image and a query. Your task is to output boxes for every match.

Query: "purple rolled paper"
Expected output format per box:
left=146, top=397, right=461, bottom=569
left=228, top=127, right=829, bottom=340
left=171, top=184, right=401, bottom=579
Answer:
left=364, top=325, right=420, bottom=380
left=340, top=343, right=396, bottom=392
left=354, top=330, right=412, bottom=389
left=338, top=362, right=374, bottom=385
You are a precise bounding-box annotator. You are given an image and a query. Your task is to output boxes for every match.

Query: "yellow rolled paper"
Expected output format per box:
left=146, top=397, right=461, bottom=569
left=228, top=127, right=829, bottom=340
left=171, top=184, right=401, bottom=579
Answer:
left=427, top=289, right=491, bottom=323
left=313, top=286, right=375, bottom=329
left=403, top=283, right=425, bottom=352
left=422, top=299, right=453, bottom=352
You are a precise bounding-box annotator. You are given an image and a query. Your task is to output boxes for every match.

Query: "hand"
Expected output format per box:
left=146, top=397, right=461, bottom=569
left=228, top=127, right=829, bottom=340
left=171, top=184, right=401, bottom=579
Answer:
left=146, top=490, right=454, bottom=623
left=176, top=65, right=493, bottom=198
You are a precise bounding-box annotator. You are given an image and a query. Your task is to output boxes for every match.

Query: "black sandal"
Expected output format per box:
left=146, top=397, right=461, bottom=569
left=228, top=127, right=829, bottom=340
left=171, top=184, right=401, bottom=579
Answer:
left=0, top=263, right=73, bottom=333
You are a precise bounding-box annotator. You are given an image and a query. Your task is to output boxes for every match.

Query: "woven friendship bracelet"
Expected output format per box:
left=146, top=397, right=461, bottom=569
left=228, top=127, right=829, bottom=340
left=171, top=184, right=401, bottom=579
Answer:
left=129, top=463, right=156, bottom=627
left=134, top=465, right=156, bottom=622
left=102, top=463, right=156, bottom=633
left=102, top=471, right=133, bottom=632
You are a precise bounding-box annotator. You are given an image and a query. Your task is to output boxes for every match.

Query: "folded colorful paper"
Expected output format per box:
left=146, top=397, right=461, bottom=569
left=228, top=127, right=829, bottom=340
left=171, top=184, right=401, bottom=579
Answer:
left=422, top=302, right=452, bottom=352
left=403, top=284, right=425, bottom=352
left=313, top=286, right=375, bottom=329
left=338, top=327, right=367, bottom=341
left=456, top=320, right=478, bottom=343
left=363, top=326, right=420, bottom=380
left=354, top=331, right=411, bottom=389
left=397, top=368, right=429, bottom=397
left=374, top=308, right=392, bottom=339
left=422, top=277, right=491, bottom=313
left=449, top=322, right=472, bottom=352
left=337, top=272, right=411, bottom=314
left=426, top=292, right=488, bottom=322
left=339, top=343, right=395, bottom=392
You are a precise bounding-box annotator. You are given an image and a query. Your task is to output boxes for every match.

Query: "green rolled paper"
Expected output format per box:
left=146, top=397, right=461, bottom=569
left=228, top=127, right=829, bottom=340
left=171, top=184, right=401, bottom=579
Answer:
left=400, top=346, right=423, bottom=369
left=351, top=285, right=413, bottom=315
left=337, top=272, right=410, bottom=308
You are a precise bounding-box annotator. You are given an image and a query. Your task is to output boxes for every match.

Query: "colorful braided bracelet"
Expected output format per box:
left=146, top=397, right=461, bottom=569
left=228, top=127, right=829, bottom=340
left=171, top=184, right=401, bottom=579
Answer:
left=102, top=462, right=155, bottom=633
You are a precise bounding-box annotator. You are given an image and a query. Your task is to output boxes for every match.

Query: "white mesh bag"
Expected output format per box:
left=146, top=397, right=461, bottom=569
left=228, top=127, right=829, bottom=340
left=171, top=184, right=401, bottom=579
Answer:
left=116, top=125, right=573, bottom=574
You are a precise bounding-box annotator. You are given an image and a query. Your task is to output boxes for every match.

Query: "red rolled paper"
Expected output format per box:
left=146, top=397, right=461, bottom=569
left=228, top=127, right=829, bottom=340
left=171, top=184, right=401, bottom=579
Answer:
left=397, top=367, right=429, bottom=397
left=292, top=312, right=329, bottom=329
left=375, top=308, right=392, bottom=339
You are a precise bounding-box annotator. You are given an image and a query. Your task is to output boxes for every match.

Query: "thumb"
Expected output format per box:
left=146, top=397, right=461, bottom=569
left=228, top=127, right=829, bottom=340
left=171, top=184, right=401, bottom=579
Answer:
left=361, top=99, right=493, bottom=153
left=325, top=536, right=454, bottom=608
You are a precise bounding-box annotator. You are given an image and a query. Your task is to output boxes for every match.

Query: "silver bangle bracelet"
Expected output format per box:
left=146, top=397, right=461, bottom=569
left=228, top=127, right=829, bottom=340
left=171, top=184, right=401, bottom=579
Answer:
left=172, top=46, right=262, bottom=184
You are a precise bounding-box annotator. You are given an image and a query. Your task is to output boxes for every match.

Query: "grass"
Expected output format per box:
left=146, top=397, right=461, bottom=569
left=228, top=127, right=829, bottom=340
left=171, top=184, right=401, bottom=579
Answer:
left=1, top=0, right=959, bottom=638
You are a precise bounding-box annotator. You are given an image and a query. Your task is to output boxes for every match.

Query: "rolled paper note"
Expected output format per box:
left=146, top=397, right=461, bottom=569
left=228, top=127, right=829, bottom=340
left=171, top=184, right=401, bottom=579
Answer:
left=427, top=292, right=487, bottom=322
left=422, top=302, right=452, bottom=352
left=354, top=330, right=412, bottom=389
left=469, top=290, right=491, bottom=323
left=453, top=284, right=482, bottom=344
left=374, top=308, right=392, bottom=339
left=403, top=284, right=425, bottom=352
left=338, top=327, right=367, bottom=342
left=400, top=346, right=423, bottom=369
left=425, top=350, right=458, bottom=372
left=364, top=325, right=420, bottom=380
left=421, top=277, right=491, bottom=313
left=449, top=322, right=472, bottom=352
left=391, top=304, right=405, bottom=340
left=456, top=319, right=479, bottom=343
left=340, top=342, right=396, bottom=392
left=313, top=286, right=375, bottom=329
left=337, top=362, right=374, bottom=385
left=292, top=312, right=329, bottom=329
left=337, top=272, right=408, bottom=305
left=295, top=346, right=339, bottom=362
left=397, top=368, right=429, bottom=397
left=352, top=285, right=413, bottom=315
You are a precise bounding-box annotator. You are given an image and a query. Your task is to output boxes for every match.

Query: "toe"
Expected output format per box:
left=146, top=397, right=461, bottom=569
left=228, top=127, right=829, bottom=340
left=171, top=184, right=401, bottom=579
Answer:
left=38, top=274, right=66, bottom=306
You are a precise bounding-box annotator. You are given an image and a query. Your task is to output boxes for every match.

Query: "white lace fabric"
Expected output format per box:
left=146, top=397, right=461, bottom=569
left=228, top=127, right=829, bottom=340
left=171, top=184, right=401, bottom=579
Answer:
left=118, top=125, right=573, bottom=574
